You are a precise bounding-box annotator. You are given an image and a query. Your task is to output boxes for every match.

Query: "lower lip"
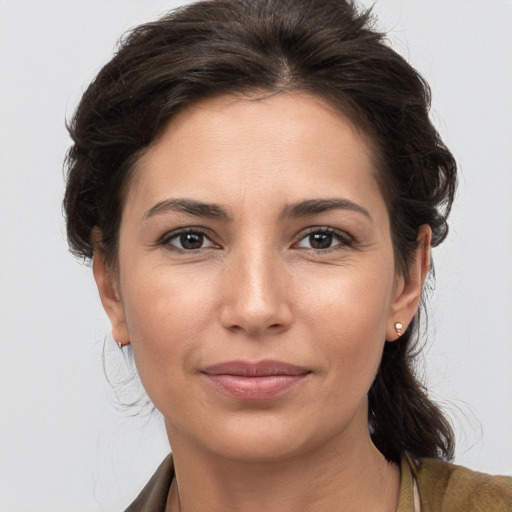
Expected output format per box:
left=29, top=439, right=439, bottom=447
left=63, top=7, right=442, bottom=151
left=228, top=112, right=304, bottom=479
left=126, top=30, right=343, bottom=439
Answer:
left=203, top=374, right=309, bottom=401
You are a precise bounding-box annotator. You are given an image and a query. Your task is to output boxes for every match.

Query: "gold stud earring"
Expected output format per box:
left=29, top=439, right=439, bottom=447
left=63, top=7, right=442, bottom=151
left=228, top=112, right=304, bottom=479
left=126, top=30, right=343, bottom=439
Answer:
left=394, top=322, right=403, bottom=337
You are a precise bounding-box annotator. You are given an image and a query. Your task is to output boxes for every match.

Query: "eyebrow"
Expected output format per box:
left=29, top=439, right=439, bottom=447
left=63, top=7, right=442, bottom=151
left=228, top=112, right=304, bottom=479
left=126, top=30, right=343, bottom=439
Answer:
left=143, top=198, right=231, bottom=221
left=281, top=198, right=372, bottom=220
left=143, top=197, right=371, bottom=222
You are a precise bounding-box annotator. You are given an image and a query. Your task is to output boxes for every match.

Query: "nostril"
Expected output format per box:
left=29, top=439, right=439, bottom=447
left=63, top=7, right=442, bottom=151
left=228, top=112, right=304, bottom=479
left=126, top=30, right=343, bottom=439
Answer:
left=219, top=296, right=293, bottom=336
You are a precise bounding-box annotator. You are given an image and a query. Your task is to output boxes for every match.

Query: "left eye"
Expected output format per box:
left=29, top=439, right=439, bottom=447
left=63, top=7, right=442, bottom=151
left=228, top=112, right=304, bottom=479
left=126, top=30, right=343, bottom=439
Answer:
left=165, top=230, right=216, bottom=250
left=296, top=230, right=350, bottom=250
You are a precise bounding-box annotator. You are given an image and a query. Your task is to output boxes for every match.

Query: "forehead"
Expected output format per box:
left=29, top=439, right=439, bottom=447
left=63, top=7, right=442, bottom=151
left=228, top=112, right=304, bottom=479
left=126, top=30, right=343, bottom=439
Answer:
left=127, top=92, right=383, bottom=216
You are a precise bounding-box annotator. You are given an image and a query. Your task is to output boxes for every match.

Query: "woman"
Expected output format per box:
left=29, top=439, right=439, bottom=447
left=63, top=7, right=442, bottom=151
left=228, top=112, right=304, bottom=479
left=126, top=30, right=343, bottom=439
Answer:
left=63, top=0, right=512, bottom=510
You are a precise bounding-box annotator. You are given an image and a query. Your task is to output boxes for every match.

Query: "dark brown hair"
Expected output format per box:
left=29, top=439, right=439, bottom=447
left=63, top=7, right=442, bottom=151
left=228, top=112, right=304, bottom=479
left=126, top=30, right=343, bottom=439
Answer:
left=64, top=0, right=456, bottom=463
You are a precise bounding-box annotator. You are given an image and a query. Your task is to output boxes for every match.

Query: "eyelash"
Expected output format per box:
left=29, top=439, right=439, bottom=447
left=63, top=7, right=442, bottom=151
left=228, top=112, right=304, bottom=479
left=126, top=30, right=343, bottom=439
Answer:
left=158, top=227, right=218, bottom=252
left=157, top=226, right=355, bottom=252
left=293, top=227, right=355, bottom=252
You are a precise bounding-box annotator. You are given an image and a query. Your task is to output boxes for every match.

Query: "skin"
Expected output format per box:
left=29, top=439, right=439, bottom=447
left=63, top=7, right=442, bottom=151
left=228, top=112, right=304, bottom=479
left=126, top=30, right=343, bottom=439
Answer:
left=93, top=92, right=431, bottom=512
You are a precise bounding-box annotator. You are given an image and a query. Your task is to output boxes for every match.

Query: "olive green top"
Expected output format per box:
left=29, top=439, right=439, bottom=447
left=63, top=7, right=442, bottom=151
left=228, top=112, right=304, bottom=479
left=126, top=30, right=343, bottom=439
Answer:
left=399, top=452, right=512, bottom=511
left=125, top=452, right=512, bottom=511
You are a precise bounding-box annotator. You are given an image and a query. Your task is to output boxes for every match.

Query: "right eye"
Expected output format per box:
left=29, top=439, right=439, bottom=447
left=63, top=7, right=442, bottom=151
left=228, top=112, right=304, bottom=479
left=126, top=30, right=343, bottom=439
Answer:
left=161, top=228, right=217, bottom=251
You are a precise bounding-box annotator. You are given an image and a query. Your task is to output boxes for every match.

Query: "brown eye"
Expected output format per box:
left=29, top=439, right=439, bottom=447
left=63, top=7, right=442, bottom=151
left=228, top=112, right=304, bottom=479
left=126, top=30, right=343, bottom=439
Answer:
left=179, top=232, right=204, bottom=249
left=296, top=228, right=353, bottom=251
left=163, top=229, right=216, bottom=250
left=309, top=232, right=333, bottom=249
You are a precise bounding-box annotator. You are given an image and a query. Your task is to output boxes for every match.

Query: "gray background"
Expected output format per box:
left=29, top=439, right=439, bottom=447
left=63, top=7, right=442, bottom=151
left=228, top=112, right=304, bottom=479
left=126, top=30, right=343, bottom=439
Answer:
left=0, top=1, right=511, bottom=510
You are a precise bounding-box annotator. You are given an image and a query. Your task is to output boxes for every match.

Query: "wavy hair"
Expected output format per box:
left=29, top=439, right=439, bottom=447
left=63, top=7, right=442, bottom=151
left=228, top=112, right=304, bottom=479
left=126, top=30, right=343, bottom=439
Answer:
left=64, top=0, right=456, bottom=463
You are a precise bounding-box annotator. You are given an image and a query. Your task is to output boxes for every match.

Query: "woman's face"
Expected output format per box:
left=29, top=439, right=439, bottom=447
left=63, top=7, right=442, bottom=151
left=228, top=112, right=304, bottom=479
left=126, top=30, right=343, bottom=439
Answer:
left=95, top=92, right=425, bottom=461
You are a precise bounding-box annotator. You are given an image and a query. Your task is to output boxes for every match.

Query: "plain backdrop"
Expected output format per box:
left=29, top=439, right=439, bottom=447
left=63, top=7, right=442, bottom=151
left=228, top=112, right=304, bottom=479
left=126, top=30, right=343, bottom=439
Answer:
left=0, top=1, right=511, bottom=510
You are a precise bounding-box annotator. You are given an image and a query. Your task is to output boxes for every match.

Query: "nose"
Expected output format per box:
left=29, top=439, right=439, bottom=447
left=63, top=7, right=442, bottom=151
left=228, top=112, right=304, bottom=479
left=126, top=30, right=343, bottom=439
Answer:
left=219, top=248, right=293, bottom=337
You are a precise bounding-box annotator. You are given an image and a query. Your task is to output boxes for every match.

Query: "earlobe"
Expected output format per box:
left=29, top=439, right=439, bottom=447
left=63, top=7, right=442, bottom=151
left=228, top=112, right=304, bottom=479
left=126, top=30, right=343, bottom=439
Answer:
left=91, top=232, right=130, bottom=345
left=386, top=225, right=432, bottom=341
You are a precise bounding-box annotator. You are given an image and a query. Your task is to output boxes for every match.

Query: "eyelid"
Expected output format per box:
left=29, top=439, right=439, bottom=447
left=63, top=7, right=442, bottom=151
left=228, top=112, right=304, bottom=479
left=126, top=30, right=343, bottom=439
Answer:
left=158, top=226, right=219, bottom=250
left=155, top=225, right=355, bottom=252
left=293, top=226, right=355, bottom=250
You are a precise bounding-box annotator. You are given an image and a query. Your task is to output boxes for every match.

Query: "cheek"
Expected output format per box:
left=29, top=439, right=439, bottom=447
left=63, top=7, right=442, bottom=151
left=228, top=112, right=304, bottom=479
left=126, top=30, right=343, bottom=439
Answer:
left=300, top=260, right=394, bottom=334
left=298, top=263, right=394, bottom=389
left=120, top=265, right=220, bottom=385
left=124, top=258, right=218, bottom=328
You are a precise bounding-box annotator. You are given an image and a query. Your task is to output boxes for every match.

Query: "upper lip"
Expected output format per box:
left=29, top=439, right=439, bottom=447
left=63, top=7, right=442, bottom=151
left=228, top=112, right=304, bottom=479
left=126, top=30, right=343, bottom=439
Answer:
left=201, top=360, right=311, bottom=377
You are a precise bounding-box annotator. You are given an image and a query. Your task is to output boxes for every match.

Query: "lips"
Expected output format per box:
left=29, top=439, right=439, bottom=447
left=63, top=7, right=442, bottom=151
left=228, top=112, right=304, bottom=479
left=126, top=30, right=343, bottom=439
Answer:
left=201, top=360, right=311, bottom=400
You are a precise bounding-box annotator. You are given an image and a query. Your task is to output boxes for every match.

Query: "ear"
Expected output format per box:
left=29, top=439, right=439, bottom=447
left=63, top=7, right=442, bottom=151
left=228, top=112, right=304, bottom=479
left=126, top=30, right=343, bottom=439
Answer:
left=91, top=230, right=130, bottom=345
left=386, top=225, right=432, bottom=341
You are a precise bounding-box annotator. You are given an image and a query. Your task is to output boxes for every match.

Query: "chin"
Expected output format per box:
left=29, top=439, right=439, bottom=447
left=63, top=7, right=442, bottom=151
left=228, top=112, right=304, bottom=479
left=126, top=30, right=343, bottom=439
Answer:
left=208, top=435, right=310, bottom=464
left=186, top=411, right=351, bottom=464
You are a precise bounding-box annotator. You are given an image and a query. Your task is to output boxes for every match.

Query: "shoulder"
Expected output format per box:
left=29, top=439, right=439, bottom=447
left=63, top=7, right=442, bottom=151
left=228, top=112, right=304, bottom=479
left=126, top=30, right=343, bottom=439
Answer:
left=124, top=454, right=174, bottom=512
left=406, top=453, right=512, bottom=512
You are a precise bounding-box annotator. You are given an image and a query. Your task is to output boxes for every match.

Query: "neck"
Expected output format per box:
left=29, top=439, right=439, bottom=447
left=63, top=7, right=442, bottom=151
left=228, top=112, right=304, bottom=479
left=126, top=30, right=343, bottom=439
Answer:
left=165, top=420, right=400, bottom=512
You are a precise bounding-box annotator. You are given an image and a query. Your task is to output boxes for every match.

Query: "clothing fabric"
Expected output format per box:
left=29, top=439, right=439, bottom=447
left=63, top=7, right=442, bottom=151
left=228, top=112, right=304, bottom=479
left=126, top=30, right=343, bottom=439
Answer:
left=124, top=452, right=512, bottom=511
left=398, top=453, right=512, bottom=512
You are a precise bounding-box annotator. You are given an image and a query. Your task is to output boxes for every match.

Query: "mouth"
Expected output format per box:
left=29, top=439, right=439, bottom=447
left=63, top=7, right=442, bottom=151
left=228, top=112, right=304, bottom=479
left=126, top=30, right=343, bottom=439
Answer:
left=201, top=360, right=312, bottom=401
